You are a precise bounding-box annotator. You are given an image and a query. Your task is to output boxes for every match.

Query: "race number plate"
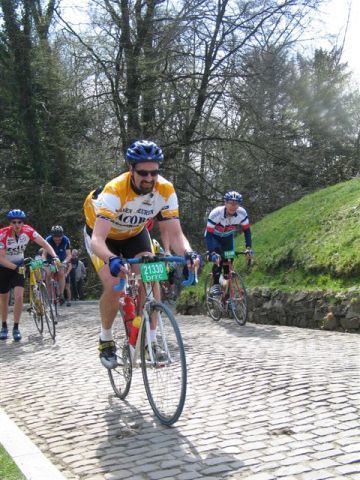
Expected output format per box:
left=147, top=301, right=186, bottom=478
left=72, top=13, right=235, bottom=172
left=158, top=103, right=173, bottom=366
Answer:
left=140, top=262, right=168, bottom=282
left=224, top=250, right=235, bottom=259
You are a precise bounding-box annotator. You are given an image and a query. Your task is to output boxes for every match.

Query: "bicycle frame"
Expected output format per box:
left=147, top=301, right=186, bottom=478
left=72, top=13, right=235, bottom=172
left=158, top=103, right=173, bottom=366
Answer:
left=120, top=269, right=172, bottom=367
left=28, top=264, right=45, bottom=313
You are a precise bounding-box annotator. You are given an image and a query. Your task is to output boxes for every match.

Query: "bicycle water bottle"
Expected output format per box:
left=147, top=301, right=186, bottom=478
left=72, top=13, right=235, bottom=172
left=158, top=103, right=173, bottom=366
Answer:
left=123, top=296, right=135, bottom=336
left=129, top=316, right=142, bottom=346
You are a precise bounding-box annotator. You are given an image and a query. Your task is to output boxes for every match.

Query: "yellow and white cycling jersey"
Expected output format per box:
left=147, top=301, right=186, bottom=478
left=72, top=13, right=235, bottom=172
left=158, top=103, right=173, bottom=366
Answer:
left=84, top=172, right=179, bottom=240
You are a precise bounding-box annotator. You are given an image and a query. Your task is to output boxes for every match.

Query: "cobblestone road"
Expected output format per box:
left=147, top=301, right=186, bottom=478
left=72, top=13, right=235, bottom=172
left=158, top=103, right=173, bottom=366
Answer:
left=1, top=302, right=359, bottom=480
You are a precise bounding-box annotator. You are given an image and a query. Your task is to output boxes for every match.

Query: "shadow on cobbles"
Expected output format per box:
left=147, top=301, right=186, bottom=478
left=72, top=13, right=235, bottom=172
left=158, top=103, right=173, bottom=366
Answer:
left=94, top=397, right=244, bottom=479
left=211, top=317, right=281, bottom=340
left=0, top=333, right=58, bottom=364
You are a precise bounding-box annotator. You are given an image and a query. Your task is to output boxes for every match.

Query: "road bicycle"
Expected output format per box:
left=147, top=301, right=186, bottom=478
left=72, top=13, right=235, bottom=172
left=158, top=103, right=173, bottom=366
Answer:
left=108, top=255, right=195, bottom=426
left=204, top=250, right=249, bottom=326
left=23, top=257, right=56, bottom=340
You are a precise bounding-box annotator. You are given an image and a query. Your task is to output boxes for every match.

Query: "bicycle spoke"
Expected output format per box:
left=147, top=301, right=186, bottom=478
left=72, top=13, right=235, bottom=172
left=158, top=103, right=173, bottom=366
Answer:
left=31, top=305, right=43, bottom=334
left=40, top=283, right=56, bottom=340
left=229, top=273, right=248, bottom=326
left=205, top=274, right=222, bottom=321
left=141, top=302, right=186, bottom=426
left=108, top=322, right=132, bottom=399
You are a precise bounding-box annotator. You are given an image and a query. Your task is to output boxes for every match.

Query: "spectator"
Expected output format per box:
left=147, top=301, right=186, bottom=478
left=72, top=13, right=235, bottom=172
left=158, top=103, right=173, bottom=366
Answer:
left=70, top=249, right=86, bottom=300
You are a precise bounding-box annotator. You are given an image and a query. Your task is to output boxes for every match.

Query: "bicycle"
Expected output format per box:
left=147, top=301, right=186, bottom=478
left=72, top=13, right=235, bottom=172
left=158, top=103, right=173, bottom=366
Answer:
left=204, top=250, right=249, bottom=326
left=23, top=257, right=56, bottom=340
left=108, top=255, right=196, bottom=426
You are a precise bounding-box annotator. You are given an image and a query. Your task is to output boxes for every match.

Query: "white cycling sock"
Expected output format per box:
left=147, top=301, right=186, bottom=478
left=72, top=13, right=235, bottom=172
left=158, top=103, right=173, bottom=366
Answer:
left=100, top=327, right=113, bottom=342
left=150, top=329, right=157, bottom=342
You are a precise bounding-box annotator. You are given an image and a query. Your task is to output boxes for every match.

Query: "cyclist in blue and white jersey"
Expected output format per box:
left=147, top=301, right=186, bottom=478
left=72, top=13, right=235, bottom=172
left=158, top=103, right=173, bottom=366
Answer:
left=205, top=191, right=253, bottom=296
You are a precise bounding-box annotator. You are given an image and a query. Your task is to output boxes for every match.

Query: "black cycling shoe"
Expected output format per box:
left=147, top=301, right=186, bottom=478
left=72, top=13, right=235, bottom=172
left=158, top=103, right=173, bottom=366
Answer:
left=98, top=338, right=117, bottom=369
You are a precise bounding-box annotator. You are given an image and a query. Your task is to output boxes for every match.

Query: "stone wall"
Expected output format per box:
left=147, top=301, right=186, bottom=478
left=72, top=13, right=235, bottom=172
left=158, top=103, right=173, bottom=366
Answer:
left=176, top=288, right=360, bottom=332
left=248, top=288, right=360, bottom=332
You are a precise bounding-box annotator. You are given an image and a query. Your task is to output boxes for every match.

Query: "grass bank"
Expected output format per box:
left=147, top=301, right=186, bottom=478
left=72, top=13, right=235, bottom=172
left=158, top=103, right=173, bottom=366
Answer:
left=0, top=444, right=25, bottom=480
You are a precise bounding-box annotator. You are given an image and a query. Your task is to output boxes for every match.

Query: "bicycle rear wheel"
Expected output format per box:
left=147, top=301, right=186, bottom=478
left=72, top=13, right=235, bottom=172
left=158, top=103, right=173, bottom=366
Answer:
left=108, top=320, right=132, bottom=399
left=204, top=273, right=222, bottom=321
left=229, top=272, right=248, bottom=326
left=141, top=302, right=187, bottom=426
left=39, top=283, right=56, bottom=340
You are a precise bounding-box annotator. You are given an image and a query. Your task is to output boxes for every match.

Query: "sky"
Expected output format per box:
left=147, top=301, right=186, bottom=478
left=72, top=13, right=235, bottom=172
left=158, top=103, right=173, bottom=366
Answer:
left=314, top=0, right=360, bottom=83
left=58, top=0, right=360, bottom=83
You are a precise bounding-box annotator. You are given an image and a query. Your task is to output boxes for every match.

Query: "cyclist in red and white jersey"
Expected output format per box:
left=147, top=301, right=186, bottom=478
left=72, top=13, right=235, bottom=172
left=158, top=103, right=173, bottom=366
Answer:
left=205, top=191, right=253, bottom=296
left=0, top=209, right=59, bottom=341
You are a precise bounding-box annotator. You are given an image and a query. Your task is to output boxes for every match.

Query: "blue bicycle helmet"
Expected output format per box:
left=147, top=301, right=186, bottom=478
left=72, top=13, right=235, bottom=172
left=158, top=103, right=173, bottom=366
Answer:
left=126, top=140, right=164, bottom=164
left=6, top=209, right=26, bottom=219
left=224, top=191, right=243, bottom=203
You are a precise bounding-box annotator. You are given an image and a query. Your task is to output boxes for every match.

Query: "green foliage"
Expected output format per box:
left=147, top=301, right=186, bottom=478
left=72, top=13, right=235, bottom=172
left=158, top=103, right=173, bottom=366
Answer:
left=0, top=444, right=25, bottom=480
left=240, top=178, right=360, bottom=290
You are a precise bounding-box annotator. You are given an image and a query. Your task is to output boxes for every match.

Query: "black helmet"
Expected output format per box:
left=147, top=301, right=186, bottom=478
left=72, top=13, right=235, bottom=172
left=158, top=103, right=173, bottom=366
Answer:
left=51, top=225, right=64, bottom=236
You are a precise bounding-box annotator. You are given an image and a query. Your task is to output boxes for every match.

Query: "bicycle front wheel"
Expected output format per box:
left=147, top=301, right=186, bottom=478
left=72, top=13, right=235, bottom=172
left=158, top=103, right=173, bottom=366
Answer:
left=108, top=318, right=133, bottom=399
left=52, top=282, right=59, bottom=317
left=229, top=272, right=248, bottom=326
left=141, top=302, right=187, bottom=426
left=39, top=283, right=56, bottom=340
left=31, top=304, right=43, bottom=334
left=204, top=273, right=222, bottom=321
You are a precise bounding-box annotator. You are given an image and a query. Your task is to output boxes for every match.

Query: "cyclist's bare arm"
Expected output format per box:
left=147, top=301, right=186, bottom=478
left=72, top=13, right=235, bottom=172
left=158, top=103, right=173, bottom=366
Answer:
left=159, top=228, right=171, bottom=255
left=91, top=217, right=118, bottom=264
left=159, top=219, right=192, bottom=256
left=63, top=248, right=72, bottom=274
left=64, top=248, right=72, bottom=264
left=34, top=235, right=57, bottom=259
left=0, top=249, right=17, bottom=270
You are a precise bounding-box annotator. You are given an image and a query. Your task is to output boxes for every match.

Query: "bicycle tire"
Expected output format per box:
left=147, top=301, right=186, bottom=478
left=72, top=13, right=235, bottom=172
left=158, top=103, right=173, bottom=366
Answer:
left=140, top=302, right=187, bottom=426
left=50, top=280, right=59, bottom=317
left=39, top=283, right=56, bottom=340
left=204, top=273, right=222, bottom=321
left=108, top=322, right=132, bottom=399
left=229, top=272, right=248, bottom=326
left=31, top=304, right=43, bottom=334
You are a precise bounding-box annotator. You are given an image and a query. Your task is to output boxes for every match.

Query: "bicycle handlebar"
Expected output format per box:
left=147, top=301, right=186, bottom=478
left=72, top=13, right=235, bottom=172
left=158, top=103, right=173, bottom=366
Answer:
left=125, top=255, right=186, bottom=265
left=113, top=255, right=197, bottom=291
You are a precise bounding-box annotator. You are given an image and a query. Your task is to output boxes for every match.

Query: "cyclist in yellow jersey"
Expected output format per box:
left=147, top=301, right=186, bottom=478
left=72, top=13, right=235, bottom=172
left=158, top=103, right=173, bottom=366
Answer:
left=84, top=140, right=199, bottom=369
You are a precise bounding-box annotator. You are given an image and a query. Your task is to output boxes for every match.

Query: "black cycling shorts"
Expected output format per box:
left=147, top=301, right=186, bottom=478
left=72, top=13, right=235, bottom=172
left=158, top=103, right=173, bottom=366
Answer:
left=0, top=267, right=25, bottom=294
left=105, top=228, right=152, bottom=258
left=85, top=224, right=152, bottom=260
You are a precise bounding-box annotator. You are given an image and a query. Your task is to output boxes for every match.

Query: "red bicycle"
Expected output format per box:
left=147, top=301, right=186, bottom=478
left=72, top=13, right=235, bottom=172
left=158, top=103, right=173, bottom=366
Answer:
left=204, top=250, right=249, bottom=326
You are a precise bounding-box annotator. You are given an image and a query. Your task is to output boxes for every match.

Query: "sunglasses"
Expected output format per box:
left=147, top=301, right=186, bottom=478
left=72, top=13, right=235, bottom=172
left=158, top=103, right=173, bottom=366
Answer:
left=134, top=169, right=159, bottom=177
left=11, top=220, right=24, bottom=225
